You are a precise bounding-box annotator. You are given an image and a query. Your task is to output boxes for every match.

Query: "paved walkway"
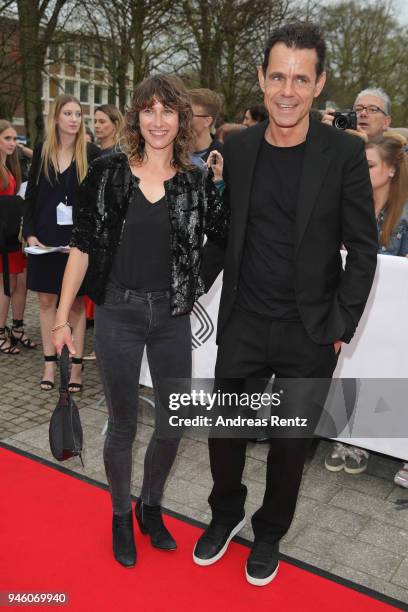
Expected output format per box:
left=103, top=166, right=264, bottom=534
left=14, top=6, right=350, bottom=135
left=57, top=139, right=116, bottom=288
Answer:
left=1, top=294, right=407, bottom=605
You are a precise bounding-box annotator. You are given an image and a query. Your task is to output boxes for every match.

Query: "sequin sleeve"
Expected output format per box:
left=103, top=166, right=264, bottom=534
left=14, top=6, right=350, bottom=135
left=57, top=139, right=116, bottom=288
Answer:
left=70, top=163, right=99, bottom=254
left=203, top=173, right=230, bottom=249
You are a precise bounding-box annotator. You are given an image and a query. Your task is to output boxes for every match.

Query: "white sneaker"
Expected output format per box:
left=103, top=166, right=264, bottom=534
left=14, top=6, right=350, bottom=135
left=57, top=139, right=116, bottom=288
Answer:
left=344, top=446, right=369, bottom=474
left=324, top=442, right=348, bottom=471
left=394, top=463, right=408, bottom=488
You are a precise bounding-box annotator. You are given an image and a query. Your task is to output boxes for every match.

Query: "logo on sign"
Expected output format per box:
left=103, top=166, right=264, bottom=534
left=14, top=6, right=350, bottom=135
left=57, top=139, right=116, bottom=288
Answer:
left=191, top=301, right=214, bottom=349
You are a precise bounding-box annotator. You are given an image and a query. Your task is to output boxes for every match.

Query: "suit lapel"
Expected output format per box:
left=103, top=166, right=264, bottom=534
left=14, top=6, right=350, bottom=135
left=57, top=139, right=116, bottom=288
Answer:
left=295, top=118, right=331, bottom=256
left=231, top=121, right=267, bottom=268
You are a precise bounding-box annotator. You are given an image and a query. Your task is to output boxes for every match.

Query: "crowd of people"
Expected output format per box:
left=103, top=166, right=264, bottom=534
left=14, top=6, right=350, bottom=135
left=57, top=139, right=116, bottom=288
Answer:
left=321, top=88, right=408, bottom=485
left=0, top=20, right=407, bottom=586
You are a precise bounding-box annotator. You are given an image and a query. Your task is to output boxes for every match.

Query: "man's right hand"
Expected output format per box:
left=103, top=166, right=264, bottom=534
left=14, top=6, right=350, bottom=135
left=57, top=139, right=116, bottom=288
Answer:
left=321, top=107, right=336, bottom=126
left=27, top=236, right=47, bottom=248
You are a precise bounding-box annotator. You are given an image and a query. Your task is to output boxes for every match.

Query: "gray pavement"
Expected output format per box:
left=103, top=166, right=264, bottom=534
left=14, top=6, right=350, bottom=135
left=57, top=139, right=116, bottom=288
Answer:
left=1, top=294, right=407, bottom=605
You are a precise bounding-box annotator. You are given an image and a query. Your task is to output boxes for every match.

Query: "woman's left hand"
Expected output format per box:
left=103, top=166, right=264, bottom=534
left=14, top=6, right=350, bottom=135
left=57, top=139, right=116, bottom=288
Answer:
left=207, top=150, right=224, bottom=182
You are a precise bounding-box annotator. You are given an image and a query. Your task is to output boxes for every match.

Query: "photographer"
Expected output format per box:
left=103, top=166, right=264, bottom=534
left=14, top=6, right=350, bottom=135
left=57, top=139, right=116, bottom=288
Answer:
left=322, top=87, right=392, bottom=141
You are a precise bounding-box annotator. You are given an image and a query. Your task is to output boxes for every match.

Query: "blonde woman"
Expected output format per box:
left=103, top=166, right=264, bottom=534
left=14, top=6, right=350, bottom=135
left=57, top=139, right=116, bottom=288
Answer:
left=366, top=133, right=408, bottom=257
left=23, top=94, right=99, bottom=391
left=94, top=104, right=124, bottom=156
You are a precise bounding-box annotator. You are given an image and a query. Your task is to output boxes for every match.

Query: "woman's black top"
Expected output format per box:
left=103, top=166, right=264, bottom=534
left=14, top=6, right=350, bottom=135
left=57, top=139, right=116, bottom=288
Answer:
left=110, top=185, right=171, bottom=290
left=23, top=142, right=100, bottom=239
left=33, top=163, right=77, bottom=246
left=70, top=153, right=228, bottom=315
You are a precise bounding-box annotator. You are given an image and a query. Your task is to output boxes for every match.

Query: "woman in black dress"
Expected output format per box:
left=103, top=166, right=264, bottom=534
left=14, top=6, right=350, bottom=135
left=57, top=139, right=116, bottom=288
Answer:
left=23, top=94, right=99, bottom=391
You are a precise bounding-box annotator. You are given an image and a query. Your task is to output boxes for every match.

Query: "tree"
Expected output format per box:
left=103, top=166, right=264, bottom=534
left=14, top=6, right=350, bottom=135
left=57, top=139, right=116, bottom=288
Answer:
left=16, top=0, right=73, bottom=145
left=80, top=0, right=177, bottom=112
left=178, top=0, right=291, bottom=119
left=219, top=0, right=290, bottom=119
left=321, top=0, right=408, bottom=124
left=0, top=15, right=22, bottom=119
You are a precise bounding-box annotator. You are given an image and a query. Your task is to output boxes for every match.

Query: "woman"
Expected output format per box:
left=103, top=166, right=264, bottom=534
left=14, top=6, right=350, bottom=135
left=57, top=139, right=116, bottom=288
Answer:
left=84, top=104, right=125, bottom=348
left=0, top=120, right=36, bottom=354
left=94, top=104, right=124, bottom=156
left=366, top=133, right=408, bottom=257
left=52, top=75, right=227, bottom=568
left=325, top=133, right=408, bottom=475
left=83, top=105, right=125, bottom=356
left=23, top=94, right=99, bottom=391
left=242, top=104, right=268, bottom=127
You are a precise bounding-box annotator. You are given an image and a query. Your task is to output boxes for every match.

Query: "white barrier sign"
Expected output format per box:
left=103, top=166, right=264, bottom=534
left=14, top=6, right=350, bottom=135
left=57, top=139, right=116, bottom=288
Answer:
left=140, top=255, right=408, bottom=460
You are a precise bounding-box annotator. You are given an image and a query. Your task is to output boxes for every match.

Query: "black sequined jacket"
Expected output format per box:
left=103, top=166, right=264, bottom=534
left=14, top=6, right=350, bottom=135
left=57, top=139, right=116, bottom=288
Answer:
left=70, top=152, right=228, bottom=314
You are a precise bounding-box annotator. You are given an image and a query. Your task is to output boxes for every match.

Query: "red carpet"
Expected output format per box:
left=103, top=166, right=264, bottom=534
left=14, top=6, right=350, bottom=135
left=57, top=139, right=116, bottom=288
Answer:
left=0, top=446, right=402, bottom=612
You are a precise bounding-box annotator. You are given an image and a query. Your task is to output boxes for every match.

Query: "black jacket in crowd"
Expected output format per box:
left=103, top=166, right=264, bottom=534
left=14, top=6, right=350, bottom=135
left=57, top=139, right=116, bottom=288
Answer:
left=201, top=117, right=379, bottom=344
left=23, top=141, right=100, bottom=239
left=70, top=152, right=229, bottom=315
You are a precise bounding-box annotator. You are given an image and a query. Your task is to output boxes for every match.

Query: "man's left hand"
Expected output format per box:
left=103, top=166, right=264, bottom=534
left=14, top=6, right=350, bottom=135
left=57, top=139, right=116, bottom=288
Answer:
left=334, top=340, right=343, bottom=354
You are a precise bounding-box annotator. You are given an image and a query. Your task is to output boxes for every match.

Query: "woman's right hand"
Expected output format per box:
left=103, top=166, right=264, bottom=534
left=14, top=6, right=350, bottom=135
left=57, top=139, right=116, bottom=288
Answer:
left=207, top=150, right=224, bottom=182
left=52, top=324, right=76, bottom=357
left=27, top=235, right=47, bottom=248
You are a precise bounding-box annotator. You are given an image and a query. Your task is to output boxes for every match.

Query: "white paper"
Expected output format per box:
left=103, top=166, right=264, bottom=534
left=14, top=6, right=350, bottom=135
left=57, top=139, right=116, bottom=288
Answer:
left=17, top=181, right=27, bottom=198
left=24, top=245, right=70, bottom=255
left=56, top=202, right=73, bottom=225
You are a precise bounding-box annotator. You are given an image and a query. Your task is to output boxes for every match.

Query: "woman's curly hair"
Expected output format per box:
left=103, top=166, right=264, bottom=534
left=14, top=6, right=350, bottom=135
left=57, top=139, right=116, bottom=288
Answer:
left=124, top=74, right=195, bottom=171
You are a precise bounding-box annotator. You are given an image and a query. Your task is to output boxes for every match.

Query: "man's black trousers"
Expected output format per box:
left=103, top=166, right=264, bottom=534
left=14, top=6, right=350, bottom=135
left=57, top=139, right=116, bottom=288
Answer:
left=208, top=307, right=340, bottom=545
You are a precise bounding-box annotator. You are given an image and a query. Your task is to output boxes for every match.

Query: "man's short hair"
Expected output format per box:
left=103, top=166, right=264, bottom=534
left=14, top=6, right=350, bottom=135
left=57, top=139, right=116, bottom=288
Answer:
left=189, top=88, right=222, bottom=124
left=262, top=21, right=326, bottom=78
left=355, top=87, right=391, bottom=116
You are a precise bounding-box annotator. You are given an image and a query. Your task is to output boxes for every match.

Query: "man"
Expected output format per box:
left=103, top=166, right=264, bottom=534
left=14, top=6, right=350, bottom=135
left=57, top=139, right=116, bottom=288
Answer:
left=353, top=88, right=391, bottom=138
left=189, top=88, right=223, bottom=163
left=322, top=87, right=392, bottom=140
left=194, top=22, right=378, bottom=586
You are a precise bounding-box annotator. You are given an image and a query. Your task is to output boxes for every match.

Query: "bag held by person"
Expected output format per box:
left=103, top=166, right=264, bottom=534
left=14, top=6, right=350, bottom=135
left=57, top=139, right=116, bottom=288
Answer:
left=0, top=195, right=24, bottom=296
left=49, top=346, right=84, bottom=464
left=0, top=194, right=23, bottom=251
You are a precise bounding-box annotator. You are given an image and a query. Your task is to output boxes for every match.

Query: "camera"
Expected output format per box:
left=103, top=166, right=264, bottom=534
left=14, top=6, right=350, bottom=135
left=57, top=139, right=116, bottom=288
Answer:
left=331, top=110, right=357, bottom=131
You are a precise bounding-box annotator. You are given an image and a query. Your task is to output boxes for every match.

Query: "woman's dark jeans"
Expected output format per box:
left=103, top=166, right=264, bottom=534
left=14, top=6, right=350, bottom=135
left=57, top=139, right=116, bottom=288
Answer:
left=94, top=282, right=191, bottom=514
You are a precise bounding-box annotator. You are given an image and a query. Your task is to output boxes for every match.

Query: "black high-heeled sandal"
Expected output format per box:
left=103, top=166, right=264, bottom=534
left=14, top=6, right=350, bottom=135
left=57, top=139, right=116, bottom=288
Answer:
left=0, top=327, right=20, bottom=355
left=10, top=319, right=37, bottom=349
left=68, top=357, right=83, bottom=393
left=40, top=354, right=58, bottom=390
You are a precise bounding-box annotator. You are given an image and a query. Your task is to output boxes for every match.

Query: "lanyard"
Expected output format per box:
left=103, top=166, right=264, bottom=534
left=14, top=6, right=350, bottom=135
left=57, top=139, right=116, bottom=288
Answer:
left=55, top=155, right=74, bottom=206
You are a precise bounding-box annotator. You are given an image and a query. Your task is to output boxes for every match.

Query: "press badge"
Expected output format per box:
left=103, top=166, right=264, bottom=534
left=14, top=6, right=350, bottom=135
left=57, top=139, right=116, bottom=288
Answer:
left=56, top=201, right=73, bottom=225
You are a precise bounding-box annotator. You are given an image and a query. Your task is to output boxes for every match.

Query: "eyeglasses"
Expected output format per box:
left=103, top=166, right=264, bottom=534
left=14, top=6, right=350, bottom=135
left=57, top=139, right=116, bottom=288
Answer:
left=353, top=105, right=387, bottom=116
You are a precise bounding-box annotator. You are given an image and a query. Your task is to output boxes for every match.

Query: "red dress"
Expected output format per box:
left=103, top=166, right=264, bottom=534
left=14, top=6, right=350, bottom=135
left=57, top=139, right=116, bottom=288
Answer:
left=0, top=172, right=26, bottom=275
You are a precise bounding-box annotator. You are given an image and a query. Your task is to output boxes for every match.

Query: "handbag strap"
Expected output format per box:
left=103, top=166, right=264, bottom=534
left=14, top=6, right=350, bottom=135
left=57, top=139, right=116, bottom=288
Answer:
left=59, top=345, right=70, bottom=392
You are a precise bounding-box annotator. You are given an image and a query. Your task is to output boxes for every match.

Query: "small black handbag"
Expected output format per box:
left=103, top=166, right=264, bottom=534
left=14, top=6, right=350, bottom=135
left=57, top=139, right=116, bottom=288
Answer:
left=0, top=194, right=24, bottom=296
left=49, top=346, right=84, bottom=464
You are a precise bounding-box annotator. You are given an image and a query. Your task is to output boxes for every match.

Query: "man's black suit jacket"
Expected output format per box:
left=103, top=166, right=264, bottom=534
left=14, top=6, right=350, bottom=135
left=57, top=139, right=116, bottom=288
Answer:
left=201, top=117, right=378, bottom=345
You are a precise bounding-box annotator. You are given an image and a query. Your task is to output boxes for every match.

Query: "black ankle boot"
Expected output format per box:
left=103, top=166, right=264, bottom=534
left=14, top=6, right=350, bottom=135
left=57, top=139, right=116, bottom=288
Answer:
left=135, top=501, right=177, bottom=551
left=112, top=511, right=136, bottom=567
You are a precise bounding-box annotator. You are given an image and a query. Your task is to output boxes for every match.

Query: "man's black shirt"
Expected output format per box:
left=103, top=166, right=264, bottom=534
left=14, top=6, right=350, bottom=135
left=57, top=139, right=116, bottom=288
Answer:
left=237, top=138, right=306, bottom=320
